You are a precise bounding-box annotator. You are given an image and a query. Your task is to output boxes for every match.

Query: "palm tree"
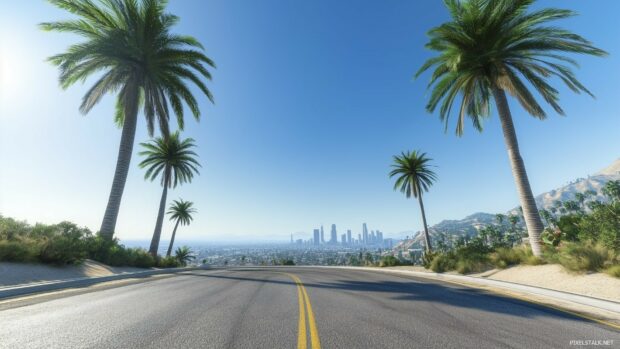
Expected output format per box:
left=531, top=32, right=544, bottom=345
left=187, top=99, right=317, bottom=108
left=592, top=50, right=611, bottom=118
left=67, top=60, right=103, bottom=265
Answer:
left=42, top=0, right=215, bottom=240
left=139, top=132, right=200, bottom=255
left=389, top=151, right=438, bottom=253
left=174, top=246, right=195, bottom=267
left=166, top=199, right=196, bottom=257
left=415, top=0, right=606, bottom=256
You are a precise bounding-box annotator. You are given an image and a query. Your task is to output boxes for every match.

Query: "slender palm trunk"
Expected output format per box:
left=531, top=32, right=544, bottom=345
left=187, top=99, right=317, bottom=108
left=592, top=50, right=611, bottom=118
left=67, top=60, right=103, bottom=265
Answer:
left=149, top=167, right=170, bottom=256
left=99, top=84, right=140, bottom=239
left=166, top=220, right=181, bottom=257
left=417, top=193, right=433, bottom=253
left=492, top=86, right=544, bottom=257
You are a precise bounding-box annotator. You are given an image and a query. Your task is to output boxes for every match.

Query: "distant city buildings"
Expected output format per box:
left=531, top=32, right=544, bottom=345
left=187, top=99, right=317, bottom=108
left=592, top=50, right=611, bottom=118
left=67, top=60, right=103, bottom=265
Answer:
left=293, top=222, right=389, bottom=248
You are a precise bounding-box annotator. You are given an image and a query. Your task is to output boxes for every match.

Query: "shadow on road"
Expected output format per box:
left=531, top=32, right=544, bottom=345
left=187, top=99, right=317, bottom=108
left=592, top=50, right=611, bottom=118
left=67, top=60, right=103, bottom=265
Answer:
left=182, top=269, right=594, bottom=325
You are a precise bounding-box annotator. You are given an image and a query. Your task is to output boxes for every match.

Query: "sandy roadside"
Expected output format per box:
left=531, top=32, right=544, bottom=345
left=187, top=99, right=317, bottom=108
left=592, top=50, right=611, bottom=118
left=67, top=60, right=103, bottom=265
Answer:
left=0, top=260, right=147, bottom=287
left=388, top=264, right=620, bottom=302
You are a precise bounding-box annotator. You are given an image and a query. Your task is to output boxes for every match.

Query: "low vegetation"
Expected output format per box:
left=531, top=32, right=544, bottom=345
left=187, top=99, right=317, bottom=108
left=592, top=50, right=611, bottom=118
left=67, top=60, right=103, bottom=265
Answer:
left=421, top=181, right=620, bottom=277
left=0, top=216, right=196, bottom=268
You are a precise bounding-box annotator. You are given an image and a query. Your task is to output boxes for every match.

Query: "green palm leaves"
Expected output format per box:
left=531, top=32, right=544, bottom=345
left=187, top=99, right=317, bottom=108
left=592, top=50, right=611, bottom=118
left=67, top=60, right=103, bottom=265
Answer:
left=41, top=0, right=215, bottom=136
left=390, top=151, right=437, bottom=252
left=416, top=0, right=607, bottom=136
left=139, top=132, right=200, bottom=255
left=139, top=132, right=200, bottom=188
left=168, top=199, right=196, bottom=226
left=166, top=199, right=196, bottom=257
left=42, top=0, right=214, bottom=239
left=390, top=151, right=437, bottom=199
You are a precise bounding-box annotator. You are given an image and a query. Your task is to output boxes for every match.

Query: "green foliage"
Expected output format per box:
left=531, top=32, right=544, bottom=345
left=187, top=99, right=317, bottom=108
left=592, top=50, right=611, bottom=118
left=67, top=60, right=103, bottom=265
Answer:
left=139, top=132, right=201, bottom=189
left=490, top=246, right=541, bottom=268
left=158, top=256, right=181, bottom=268
left=42, top=0, right=215, bottom=136
left=379, top=255, right=401, bottom=267
left=0, top=216, right=181, bottom=268
left=174, top=246, right=196, bottom=267
left=606, top=265, right=620, bottom=278
left=556, top=242, right=616, bottom=273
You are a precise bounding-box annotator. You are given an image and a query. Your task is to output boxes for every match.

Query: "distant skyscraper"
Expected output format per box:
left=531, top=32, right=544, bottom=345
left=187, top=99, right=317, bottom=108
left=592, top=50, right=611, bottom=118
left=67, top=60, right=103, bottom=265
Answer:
left=347, top=229, right=352, bottom=244
left=341, top=233, right=346, bottom=245
left=371, top=230, right=376, bottom=244
left=320, top=225, right=325, bottom=243
left=362, top=223, right=368, bottom=245
left=376, top=230, right=383, bottom=244
left=330, top=224, right=337, bottom=244
left=313, top=229, right=320, bottom=246
left=358, top=233, right=362, bottom=243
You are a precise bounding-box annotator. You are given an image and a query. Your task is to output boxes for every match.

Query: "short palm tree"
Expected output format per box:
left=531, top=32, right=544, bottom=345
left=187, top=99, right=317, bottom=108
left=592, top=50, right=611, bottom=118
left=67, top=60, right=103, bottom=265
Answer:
left=42, top=0, right=214, bottom=240
left=174, top=246, right=195, bottom=267
left=166, top=199, right=196, bottom=257
left=139, top=132, right=200, bottom=255
left=415, top=0, right=606, bottom=256
left=390, top=151, right=438, bottom=253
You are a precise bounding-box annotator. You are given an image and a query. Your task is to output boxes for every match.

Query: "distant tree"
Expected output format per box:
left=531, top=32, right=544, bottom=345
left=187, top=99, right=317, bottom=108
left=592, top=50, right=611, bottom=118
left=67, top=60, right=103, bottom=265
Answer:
left=495, top=214, right=506, bottom=225
left=139, top=133, right=200, bottom=255
left=415, top=0, right=606, bottom=256
left=42, top=0, right=214, bottom=239
left=174, top=246, right=195, bottom=267
left=390, top=150, right=438, bottom=253
left=166, top=199, right=196, bottom=257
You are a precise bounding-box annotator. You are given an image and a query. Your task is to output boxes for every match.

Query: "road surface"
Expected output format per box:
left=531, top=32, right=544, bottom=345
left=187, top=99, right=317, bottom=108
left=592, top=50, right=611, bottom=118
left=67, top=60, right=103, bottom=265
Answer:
left=0, top=267, right=618, bottom=348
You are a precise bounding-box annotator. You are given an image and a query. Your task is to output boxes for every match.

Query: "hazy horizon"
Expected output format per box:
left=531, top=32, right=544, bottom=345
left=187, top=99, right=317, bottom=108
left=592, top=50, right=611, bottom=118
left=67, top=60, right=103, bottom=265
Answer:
left=2, top=1, right=619, bottom=242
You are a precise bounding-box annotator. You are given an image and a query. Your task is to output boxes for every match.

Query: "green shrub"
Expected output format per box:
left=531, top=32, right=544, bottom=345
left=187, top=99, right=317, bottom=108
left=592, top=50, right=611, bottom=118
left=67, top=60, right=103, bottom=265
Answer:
left=379, top=255, right=401, bottom=267
left=157, top=256, right=180, bottom=268
left=429, top=252, right=457, bottom=273
left=0, top=239, right=39, bottom=262
left=490, top=247, right=522, bottom=268
left=605, top=265, right=620, bottom=278
left=557, top=242, right=615, bottom=272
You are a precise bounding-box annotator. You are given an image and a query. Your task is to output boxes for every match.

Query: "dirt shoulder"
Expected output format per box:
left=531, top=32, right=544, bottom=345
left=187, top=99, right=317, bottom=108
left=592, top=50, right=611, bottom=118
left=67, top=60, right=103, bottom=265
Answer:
left=387, top=264, right=620, bottom=302
left=0, top=260, right=147, bottom=287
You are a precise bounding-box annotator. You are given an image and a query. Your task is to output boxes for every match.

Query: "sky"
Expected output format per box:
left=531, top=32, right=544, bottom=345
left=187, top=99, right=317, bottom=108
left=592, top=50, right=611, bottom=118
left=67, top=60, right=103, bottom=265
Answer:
left=1, top=0, right=619, bottom=243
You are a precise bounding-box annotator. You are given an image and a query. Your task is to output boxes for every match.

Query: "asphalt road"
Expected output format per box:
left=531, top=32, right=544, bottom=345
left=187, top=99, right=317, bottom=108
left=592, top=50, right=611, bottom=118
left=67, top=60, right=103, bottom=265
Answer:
left=0, top=267, right=618, bottom=348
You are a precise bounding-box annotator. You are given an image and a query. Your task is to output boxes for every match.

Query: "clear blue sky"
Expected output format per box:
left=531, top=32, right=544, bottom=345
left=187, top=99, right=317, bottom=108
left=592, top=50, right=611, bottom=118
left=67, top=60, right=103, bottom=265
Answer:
left=1, top=1, right=619, bottom=242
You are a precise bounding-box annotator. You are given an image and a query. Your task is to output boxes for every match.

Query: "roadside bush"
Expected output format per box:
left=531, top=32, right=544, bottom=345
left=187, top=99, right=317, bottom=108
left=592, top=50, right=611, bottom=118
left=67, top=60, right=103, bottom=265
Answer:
left=605, top=265, right=620, bottom=278
left=429, top=252, right=457, bottom=273
left=0, top=239, right=39, bottom=262
left=157, top=256, right=180, bottom=268
left=379, top=255, right=401, bottom=267
left=557, top=242, right=615, bottom=272
left=490, top=245, right=543, bottom=268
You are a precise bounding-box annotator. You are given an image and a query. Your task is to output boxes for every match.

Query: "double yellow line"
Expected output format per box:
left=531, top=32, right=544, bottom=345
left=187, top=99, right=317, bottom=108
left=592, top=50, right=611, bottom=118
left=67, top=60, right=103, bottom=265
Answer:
left=285, top=273, right=321, bottom=349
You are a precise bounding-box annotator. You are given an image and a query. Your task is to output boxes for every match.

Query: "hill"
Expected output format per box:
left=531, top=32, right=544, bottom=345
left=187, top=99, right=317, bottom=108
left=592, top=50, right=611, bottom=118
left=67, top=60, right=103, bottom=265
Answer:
left=396, top=158, right=620, bottom=251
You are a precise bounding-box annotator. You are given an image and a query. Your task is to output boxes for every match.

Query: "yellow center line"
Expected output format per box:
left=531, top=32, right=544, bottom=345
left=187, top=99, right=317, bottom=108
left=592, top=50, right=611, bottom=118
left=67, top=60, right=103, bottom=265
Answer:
left=284, top=273, right=321, bottom=349
left=296, top=280, right=308, bottom=349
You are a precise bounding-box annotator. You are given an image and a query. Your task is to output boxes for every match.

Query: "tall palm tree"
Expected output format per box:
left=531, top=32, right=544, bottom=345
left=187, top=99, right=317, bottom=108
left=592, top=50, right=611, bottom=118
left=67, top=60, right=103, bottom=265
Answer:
left=139, top=132, right=200, bottom=255
left=415, top=0, right=606, bottom=256
left=390, top=151, right=438, bottom=253
left=42, top=0, right=215, bottom=240
left=166, top=199, right=196, bottom=257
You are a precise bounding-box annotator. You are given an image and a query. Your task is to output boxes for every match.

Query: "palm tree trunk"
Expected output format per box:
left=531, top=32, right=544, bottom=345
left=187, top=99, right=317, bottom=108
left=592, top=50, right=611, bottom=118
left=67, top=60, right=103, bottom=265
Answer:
left=417, top=193, right=433, bottom=253
left=166, top=220, right=181, bottom=257
left=149, top=167, right=170, bottom=256
left=492, top=86, right=544, bottom=257
left=99, top=84, right=140, bottom=239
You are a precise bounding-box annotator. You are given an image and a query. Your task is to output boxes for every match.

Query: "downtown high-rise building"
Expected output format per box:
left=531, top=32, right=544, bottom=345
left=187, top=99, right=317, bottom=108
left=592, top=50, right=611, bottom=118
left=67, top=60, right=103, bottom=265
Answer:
left=362, top=223, right=368, bottom=244
left=347, top=229, right=352, bottom=244
left=341, top=234, right=346, bottom=245
left=330, top=224, right=337, bottom=244
left=358, top=233, right=362, bottom=244
left=313, top=229, right=320, bottom=246
left=320, top=225, right=325, bottom=243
